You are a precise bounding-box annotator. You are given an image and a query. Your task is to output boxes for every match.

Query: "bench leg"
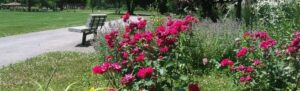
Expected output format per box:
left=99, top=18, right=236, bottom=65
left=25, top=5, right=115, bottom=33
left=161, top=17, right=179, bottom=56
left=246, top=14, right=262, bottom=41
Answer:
left=93, top=31, right=97, bottom=41
left=82, top=32, right=87, bottom=45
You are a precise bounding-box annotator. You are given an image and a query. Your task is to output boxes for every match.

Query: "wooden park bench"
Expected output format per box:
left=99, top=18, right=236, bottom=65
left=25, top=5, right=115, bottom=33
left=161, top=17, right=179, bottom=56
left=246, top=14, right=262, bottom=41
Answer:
left=68, top=14, right=107, bottom=45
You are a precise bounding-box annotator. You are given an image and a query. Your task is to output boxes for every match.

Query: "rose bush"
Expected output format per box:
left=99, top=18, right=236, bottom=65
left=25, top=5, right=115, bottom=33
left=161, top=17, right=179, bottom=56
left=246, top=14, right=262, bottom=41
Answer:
left=92, top=12, right=201, bottom=90
left=220, top=31, right=300, bottom=90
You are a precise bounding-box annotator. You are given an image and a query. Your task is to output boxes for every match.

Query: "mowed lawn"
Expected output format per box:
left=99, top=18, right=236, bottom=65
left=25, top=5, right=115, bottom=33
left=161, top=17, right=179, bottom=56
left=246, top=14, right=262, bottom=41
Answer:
left=0, top=10, right=120, bottom=37
left=0, top=52, right=106, bottom=91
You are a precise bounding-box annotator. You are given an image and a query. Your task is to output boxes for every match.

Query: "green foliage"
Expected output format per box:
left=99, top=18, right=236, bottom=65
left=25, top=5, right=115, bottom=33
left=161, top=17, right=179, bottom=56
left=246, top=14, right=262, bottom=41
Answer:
left=191, top=19, right=243, bottom=64
left=93, top=14, right=201, bottom=90
left=220, top=31, right=300, bottom=90
left=0, top=10, right=121, bottom=37
left=250, top=0, right=300, bottom=38
left=0, top=52, right=105, bottom=91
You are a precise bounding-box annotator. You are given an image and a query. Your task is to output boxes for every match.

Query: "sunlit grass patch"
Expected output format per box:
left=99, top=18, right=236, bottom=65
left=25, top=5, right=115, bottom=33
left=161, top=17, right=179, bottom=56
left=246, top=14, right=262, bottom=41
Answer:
left=0, top=52, right=105, bottom=91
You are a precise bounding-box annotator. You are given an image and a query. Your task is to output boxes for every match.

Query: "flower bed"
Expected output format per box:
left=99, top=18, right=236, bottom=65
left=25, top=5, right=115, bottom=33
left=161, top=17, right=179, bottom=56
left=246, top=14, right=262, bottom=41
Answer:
left=93, top=12, right=201, bottom=91
left=92, top=12, right=300, bottom=91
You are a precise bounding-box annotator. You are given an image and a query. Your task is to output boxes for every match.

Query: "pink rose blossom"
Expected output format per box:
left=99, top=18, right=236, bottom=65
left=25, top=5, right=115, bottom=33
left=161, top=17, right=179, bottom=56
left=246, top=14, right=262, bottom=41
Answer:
left=169, top=28, right=178, bottom=35
left=105, top=55, right=113, bottom=61
left=167, top=19, right=174, bottom=26
left=237, top=47, right=248, bottom=58
left=111, top=62, right=122, bottom=71
left=220, top=58, right=234, bottom=67
left=92, top=62, right=111, bottom=74
left=143, top=31, right=153, bottom=42
left=245, top=75, right=252, bottom=81
left=133, top=47, right=139, bottom=54
left=125, top=25, right=131, bottom=33
left=253, top=60, right=261, bottom=65
left=122, top=60, right=127, bottom=65
left=237, top=65, right=245, bottom=71
left=92, top=65, right=105, bottom=74
left=137, top=67, right=154, bottom=78
left=135, top=52, right=145, bottom=62
left=245, top=66, right=254, bottom=73
left=121, top=11, right=130, bottom=22
left=137, top=19, right=147, bottom=29
left=121, top=73, right=134, bottom=86
left=240, top=76, right=246, bottom=82
left=260, top=39, right=277, bottom=49
left=188, top=83, right=200, bottom=91
left=181, top=25, right=189, bottom=31
left=122, top=51, right=129, bottom=59
left=159, top=46, right=169, bottom=53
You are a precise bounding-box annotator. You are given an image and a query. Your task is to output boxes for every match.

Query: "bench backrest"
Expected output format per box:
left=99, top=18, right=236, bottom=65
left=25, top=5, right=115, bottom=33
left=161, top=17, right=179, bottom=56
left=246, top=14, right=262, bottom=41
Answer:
left=86, top=14, right=107, bottom=32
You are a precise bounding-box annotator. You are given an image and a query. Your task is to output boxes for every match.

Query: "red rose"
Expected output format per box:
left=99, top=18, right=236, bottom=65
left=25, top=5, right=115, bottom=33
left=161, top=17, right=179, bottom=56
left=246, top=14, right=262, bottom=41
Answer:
left=121, top=11, right=130, bottom=22
left=245, top=66, right=254, bottom=73
left=135, top=52, right=145, bottom=62
left=220, top=58, right=234, bottom=67
left=137, top=67, right=154, bottom=78
left=237, top=47, right=248, bottom=58
left=188, top=83, right=200, bottom=91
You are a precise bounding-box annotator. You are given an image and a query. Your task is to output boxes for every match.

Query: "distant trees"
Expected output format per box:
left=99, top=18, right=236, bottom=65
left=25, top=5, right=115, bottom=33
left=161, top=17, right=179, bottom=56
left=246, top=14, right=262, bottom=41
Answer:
left=0, top=0, right=247, bottom=21
left=236, top=0, right=243, bottom=20
left=102, top=0, right=121, bottom=14
left=125, top=0, right=136, bottom=14
left=26, top=0, right=35, bottom=11
left=124, top=0, right=154, bottom=14
left=200, top=0, right=219, bottom=22
left=158, top=0, right=168, bottom=14
left=0, top=0, right=8, bottom=3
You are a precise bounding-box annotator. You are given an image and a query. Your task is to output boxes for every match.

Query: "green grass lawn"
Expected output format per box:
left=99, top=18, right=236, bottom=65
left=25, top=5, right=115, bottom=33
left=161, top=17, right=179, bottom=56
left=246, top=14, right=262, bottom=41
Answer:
left=0, top=10, right=121, bottom=37
left=0, top=52, right=106, bottom=91
left=0, top=52, right=241, bottom=91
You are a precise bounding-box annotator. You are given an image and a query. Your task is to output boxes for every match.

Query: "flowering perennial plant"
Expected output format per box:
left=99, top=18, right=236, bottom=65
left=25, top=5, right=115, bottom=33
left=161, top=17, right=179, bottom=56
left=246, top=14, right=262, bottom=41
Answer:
left=287, top=31, right=300, bottom=54
left=221, top=31, right=276, bottom=88
left=93, top=12, right=200, bottom=90
left=220, top=31, right=300, bottom=90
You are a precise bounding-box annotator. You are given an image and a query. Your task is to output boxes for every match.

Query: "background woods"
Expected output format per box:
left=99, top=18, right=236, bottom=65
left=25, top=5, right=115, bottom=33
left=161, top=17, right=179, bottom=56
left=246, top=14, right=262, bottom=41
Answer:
left=0, top=0, right=262, bottom=22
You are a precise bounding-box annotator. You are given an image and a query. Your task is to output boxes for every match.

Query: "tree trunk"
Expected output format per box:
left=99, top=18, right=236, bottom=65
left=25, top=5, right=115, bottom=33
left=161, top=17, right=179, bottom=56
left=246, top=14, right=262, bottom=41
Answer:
left=27, top=0, right=32, bottom=12
left=126, top=0, right=135, bottom=15
left=158, top=0, right=167, bottom=14
left=201, top=0, right=218, bottom=22
left=236, top=0, right=243, bottom=20
left=115, top=0, right=121, bottom=14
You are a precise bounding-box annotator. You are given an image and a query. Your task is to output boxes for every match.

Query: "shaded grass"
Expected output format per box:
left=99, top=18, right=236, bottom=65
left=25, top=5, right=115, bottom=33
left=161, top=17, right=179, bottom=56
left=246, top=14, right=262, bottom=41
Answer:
left=194, top=70, right=242, bottom=91
left=0, top=10, right=121, bottom=37
left=0, top=52, right=107, bottom=91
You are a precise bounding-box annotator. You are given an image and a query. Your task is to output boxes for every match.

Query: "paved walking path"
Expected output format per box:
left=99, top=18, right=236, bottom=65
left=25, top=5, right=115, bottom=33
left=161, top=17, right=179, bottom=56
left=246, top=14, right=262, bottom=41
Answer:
left=0, top=17, right=134, bottom=67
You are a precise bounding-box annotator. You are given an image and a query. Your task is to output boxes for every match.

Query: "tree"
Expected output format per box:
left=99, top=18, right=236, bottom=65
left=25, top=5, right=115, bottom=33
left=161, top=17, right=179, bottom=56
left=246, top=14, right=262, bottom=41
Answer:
left=200, top=0, right=218, bottom=22
left=158, top=0, right=168, bottom=14
left=236, top=0, right=243, bottom=20
left=56, top=0, right=64, bottom=11
left=125, top=0, right=135, bottom=14
left=27, top=0, right=33, bottom=11
left=114, top=0, right=121, bottom=14
left=125, top=0, right=154, bottom=15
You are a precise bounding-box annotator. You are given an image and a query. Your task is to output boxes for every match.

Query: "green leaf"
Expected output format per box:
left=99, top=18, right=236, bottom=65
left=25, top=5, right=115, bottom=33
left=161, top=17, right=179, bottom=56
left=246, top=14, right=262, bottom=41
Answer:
left=159, top=68, right=166, bottom=75
left=180, top=75, right=188, bottom=81
left=166, top=62, right=174, bottom=68
left=64, top=82, right=78, bottom=91
left=145, top=80, right=154, bottom=86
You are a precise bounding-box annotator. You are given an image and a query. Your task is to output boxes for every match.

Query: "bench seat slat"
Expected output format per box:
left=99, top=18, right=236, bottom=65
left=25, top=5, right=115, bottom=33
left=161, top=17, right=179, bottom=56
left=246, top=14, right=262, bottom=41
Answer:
left=68, top=26, right=89, bottom=33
